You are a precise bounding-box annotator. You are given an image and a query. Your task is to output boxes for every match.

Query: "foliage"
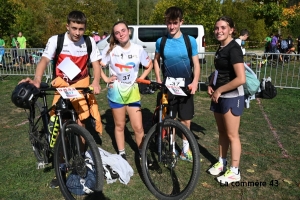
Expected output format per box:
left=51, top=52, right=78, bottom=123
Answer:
left=2, top=0, right=300, bottom=47
left=249, top=0, right=288, bottom=32
left=149, top=0, right=222, bottom=46
left=0, top=0, right=18, bottom=39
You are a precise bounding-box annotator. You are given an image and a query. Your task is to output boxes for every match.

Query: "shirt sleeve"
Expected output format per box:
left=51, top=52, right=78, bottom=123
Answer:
left=230, top=46, right=244, bottom=64
left=139, top=47, right=151, bottom=68
left=100, top=45, right=111, bottom=65
left=42, top=35, right=58, bottom=60
left=89, top=36, right=101, bottom=62
left=155, top=37, right=162, bottom=54
left=189, top=36, right=198, bottom=56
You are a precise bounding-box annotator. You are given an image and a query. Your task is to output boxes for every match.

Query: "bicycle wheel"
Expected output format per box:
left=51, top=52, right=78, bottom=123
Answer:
left=54, top=124, right=104, bottom=200
left=29, top=100, right=51, bottom=165
left=141, top=119, right=200, bottom=200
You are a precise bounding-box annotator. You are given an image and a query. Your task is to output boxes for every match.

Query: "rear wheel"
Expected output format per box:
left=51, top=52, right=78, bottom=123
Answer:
left=29, top=100, right=51, bottom=166
left=54, top=124, right=104, bottom=200
left=141, top=119, right=200, bottom=200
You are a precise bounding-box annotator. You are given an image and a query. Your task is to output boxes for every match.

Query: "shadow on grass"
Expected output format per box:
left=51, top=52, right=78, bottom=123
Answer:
left=101, top=108, right=138, bottom=154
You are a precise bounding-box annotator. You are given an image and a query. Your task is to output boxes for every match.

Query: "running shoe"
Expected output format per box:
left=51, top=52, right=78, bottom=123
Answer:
left=217, top=169, right=241, bottom=184
left=179, top=149, right=193, bottom=162
left=207, top=161, right=227, bottom=176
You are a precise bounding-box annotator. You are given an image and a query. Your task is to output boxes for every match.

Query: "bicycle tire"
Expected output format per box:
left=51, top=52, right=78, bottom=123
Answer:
left=29, top=100, right=50, bottom=163
left=54, top=124, right=104, bottom=200
left=141, top=119, right=200, bottom=200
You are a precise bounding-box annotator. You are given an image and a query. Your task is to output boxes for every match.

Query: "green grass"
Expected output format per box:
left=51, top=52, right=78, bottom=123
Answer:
left=0, top=76, right=300, bottom=199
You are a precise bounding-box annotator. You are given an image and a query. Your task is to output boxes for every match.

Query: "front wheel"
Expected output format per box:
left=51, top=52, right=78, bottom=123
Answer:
left=54, top=124, right=104, bottom=200
left=141, top=119, right=200, bottom=200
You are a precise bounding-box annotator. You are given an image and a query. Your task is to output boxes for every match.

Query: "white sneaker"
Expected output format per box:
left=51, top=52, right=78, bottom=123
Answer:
left=217, top=169, right=241, bottom=184
left=207, top=161, right=226, bottom=175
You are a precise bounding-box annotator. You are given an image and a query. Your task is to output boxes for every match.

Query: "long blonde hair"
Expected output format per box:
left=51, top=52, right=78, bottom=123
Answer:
left=106, top=20, right=129, bottom=55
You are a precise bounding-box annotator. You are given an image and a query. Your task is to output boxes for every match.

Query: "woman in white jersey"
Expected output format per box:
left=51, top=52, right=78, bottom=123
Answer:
left=100, top=21, right=152, bottom=160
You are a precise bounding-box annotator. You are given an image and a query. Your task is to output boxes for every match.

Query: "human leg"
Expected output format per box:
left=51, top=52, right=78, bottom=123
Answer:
left=111, top=107, right=127, bottom=153
left=126, top=105, right=144, bottom=150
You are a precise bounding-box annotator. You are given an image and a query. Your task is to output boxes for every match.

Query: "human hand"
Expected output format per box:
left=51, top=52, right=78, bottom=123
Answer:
left=211, top=89, right=221, bottom=103
left=188, top=82, right=198, bottom=94
left=18, top=77, right=41, bottom=88
left=207, top=86, right=214, bottom=97
left=90, top=82, right=101, bottom=95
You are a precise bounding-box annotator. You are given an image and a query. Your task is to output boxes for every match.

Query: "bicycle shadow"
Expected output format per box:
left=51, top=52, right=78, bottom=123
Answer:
left=84, top=116, right=103, bottom=146
left=190, top=123, right=218, bottom=165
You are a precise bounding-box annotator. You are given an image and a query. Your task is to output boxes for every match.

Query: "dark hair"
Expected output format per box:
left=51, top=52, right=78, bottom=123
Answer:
left=67, top=10, right=87, bottom=25
left=106, top=21, right=129, bottom=55
left=240, top=29, right=249, bottom=37
left=164, top=6, right=183, bottom=22
left=215, top=16, right=236, bottom=36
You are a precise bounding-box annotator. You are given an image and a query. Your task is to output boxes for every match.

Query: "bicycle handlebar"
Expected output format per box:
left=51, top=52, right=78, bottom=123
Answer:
left=39, top=83, right=94, bottom=94
left=136, top=78, right=192, bottom=91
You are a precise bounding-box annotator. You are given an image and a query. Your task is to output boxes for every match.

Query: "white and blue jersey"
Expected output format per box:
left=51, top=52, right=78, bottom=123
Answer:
left=155, top=34, right=198, bottom=86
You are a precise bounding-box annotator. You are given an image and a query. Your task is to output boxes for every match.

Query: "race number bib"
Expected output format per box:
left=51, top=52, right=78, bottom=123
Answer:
left=56, top=87, right=82, bottom=99
left=165, top=77, right=186, bottom=96
left=117, top=70, right=135, bottom=85
left=165, top=77, right=185, bottom=87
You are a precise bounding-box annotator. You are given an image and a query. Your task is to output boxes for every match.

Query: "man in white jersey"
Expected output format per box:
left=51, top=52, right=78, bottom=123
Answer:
left=19, top=10, right=102, bottom=188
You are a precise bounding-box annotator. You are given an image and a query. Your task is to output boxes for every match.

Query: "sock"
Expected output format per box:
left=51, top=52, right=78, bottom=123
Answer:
left=219, top=157, right=227, bottom=166
left=119, top=149, right=125, bottom=155
left=230, top=166, right=239, bottom=175
left=182, top=139, right=189, bottom=153
left=173, top=142, right=176, bottom=153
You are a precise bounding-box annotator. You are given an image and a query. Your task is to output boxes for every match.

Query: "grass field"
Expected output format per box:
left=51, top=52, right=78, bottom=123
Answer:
left=0, top=76, right=299, bottom=200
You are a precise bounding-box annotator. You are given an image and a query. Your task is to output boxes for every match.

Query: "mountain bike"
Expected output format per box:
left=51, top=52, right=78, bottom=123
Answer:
left=25, top=82, right=103, bottom=199
left=137, top=78, right=200, bottom=200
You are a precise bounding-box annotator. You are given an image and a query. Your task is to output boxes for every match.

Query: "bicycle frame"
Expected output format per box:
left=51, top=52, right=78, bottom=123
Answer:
left=28, top=85, right=92, bottom=168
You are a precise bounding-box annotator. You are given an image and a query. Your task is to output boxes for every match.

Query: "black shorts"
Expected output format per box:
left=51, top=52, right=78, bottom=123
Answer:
left=210, top=96, right=244, bottom=116
left=168, top=94, right=194, bottom=120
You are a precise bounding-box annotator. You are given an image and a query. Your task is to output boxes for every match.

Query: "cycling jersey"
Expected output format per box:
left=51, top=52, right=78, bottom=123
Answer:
left=101, top=43, right=151, bottom=104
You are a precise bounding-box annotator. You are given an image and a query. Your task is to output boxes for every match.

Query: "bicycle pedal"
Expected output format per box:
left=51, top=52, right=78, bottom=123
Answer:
left=37, top=161, right=46, bottom=169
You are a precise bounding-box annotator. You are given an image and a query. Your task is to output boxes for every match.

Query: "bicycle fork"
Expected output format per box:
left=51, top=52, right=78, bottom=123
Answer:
left=57, top=109, right=81, bottom=168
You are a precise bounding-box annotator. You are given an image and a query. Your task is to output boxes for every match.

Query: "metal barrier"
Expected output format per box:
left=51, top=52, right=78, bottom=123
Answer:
left=0, top=48, right=51, bottom=81
left=1, top=48, right=300, bottom=90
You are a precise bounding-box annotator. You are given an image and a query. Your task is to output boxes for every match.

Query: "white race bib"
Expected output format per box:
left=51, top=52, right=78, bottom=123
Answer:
left=165, top=77, right=185, bottom=87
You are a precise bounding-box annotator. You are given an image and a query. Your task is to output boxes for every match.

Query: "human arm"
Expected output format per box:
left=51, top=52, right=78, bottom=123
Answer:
left=99, top=61, right=117, bottom=83
left=90, top=61, right=101, bottom=94
left=188, top=55, right=200, bottom=94
left=153, top=52, right=162, bottom=83
left=211, top=62, right=245, bottom=103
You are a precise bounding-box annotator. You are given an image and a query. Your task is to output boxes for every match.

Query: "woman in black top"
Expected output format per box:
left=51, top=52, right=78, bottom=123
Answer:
left=207, top=16, right=246, bottom=184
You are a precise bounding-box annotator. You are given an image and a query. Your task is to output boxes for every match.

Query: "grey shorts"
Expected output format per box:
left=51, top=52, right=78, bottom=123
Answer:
left=210, top=96, right=244, bottom=116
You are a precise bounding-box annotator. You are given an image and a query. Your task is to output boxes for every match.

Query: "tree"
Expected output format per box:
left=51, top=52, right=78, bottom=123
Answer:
left=249, top=0, right=288, bottom=33
left=0, top=0, right=18, bottom=40
left=149, top=0, right=222, bottom=46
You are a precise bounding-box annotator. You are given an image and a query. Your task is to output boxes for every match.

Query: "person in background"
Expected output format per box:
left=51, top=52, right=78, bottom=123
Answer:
left=264, top=33, right=273, bottom=53
left=235, top=29, right=249, bottom=55
left=102, top=31, right=108, bottom=40
left=0, top=35, right=5, bottom=66
left=207, top=16, right=245, bottom=184
left=99, top=21, right=152, bottom=161
left=17, top=31, right=30, bottom=66
left=271, top=33, right=279, bottom=53
left=296, top=35, right=300, bottom=60
left=92, top=31, right=101, bottom=44
left=10, top=34, right=18, bottom=65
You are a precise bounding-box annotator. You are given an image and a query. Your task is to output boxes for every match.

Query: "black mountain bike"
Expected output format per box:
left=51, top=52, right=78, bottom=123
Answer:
left=25, top=82, right=103, bottom=199
left=137, top=78, right=200, bottom=200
